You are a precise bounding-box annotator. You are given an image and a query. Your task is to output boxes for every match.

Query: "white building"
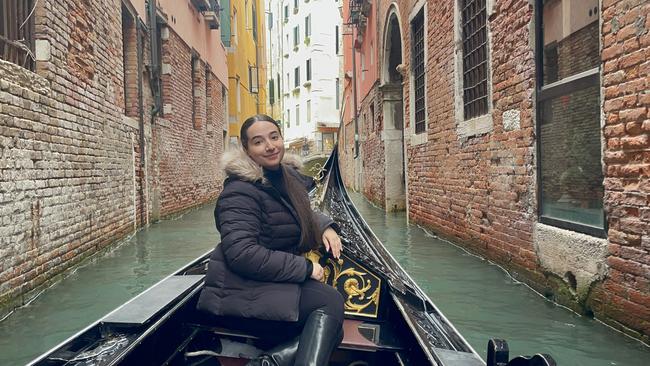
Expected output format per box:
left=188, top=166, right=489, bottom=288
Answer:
left=266, top=0, right=341, bottom=155
left=265, top=0, right=284, bottom=124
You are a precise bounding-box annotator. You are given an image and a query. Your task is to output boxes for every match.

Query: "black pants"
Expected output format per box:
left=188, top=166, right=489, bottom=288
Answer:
left=215, top=280, right=344, bottom=344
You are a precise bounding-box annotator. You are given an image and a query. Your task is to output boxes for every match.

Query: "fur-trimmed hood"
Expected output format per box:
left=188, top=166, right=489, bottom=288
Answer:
left=220, top=147, right=303, bottom=184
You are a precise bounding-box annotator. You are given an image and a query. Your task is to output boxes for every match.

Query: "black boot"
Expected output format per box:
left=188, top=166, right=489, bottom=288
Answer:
left=245, top=337, right=299, bottom=366
left=294, top=310, right=344, bottom=366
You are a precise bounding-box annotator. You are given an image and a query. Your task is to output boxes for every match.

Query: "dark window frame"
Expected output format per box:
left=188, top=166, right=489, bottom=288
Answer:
left=269, top=78, right=275, bottom=105
left=252, top=2, right=258, bottom=41
left=0, top=0, right=36, bottom=71
left=205, top=67, right=210, bottom=128
left=534, top=0, right=606, bottom=237
left=335, top=25, right=339, bottom=54
left=306, top=59, right=311, bottom=81
left=370, top=103, right=375, bottom=132
left=191, top=54, right=200, bottom=129
left=460, top=0, right=489, bottom=120
left=293, top=26, right=299, bottom=46
left=411, top=9, right=426, bottom=134
left=335, top=77, right=340, bottom=109
left=294, top=66, right=300, bottom=88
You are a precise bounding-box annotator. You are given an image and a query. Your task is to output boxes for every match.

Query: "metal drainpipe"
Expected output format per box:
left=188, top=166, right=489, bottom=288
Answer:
left=146, top=0, right=162, bottom=223
left=147, top=0, right=162, bottom=117
left=136, top=19, right=147, bottom=226
left=352, top=28, right=359, bottom=158
left=278, top=0, right=285, bottom=135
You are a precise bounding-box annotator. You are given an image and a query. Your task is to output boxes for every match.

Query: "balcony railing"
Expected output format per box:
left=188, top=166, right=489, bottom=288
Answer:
left=190, top=0, right=220, bottom=29
left=348, top=0, right=370, bottom=29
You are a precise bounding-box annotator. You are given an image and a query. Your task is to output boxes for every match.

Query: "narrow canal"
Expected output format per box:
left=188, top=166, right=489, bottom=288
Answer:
left=1, top=195, right=649, bottom=366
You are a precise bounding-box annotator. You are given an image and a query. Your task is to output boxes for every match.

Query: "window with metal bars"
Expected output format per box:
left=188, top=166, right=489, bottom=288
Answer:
left=411, top=10, right=426, bottom=134
left=461, top=0, right=488, bottom=120
left=0, top=0, right=36, bottom=70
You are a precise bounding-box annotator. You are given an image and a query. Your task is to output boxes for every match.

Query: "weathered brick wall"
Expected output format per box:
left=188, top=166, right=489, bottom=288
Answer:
left=373, top=0, right=542, bottom=285
left=358, top=85, right=386, bottom=207
left=0, top=1, right=227, bottom=316
left=0, top=0, right=138, bottom=312
left=335, top=0, right=650, bottom=340
left=598, top=0, right=650, bottom=339
left=156, top=28, right=224, bottom=218
left=338, top=118, right=356, bottom=189
left=380, top=0, right=540, bottom=278
left=363, top=0, right=650, bottom=340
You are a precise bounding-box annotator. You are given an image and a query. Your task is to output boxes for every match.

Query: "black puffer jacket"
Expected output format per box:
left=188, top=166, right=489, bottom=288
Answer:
left=197, top=149, right=334, bottom=322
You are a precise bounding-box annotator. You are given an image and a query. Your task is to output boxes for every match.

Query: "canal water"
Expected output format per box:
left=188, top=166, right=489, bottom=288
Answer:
left=0, top=206, right=218, bottom=366
left=1, top=194, right=649, bottom=365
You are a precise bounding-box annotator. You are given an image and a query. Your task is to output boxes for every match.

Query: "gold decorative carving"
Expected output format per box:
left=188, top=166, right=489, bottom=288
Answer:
left=304, top=250, right=381, bottom=318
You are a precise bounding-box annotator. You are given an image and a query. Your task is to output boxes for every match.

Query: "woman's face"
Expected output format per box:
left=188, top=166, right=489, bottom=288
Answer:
left=244, top=121, right=285, bottom=169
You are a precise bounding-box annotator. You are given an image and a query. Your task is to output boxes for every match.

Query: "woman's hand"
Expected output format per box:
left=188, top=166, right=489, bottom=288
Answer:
left=322, top=227, right=342, bottom=259
left=310, top=262, right=324, bottom=281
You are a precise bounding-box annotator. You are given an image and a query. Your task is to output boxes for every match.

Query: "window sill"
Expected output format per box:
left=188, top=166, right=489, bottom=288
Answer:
left=410, top=132, right=427, bottom=146
left=538, top=216, right=606, bottom=238
left=303, top=81, right=311, bottom=88
left=456, top=113, right=493, bottom=139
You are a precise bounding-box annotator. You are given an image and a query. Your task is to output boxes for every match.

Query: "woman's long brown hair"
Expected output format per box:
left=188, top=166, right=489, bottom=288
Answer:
left=241, top=115, right=321, bottom=252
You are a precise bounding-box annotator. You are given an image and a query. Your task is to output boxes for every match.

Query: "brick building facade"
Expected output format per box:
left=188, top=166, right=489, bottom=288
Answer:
left=0, top=0, right=227, bottom=317
left=341, top=0, right=650, bottom=342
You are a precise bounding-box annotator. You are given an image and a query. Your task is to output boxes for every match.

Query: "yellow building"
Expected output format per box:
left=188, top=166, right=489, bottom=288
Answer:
left=220, top=0, right=268, bottom=144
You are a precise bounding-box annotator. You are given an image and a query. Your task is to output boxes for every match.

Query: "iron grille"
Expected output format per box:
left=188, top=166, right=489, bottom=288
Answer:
left=348, top=0, right=362, bottom=26
left=412, top=11, right=426, bottom=134
left=0, top=0, right=35, bottom=70
left=461, top=0, right=488, bottom=120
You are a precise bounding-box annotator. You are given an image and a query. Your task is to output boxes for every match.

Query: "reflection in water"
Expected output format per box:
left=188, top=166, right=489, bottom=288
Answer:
left=0, top=204, right=218, bottom=366
left=348, top=192, right=649, bottom=366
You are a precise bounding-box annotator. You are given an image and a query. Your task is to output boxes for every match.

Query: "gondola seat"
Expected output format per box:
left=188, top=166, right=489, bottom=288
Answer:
left=186, top=318, right=404, bottom=354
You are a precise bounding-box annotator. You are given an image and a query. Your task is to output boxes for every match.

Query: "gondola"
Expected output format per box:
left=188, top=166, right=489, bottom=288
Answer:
left=28, top=148, right=555, bottom=366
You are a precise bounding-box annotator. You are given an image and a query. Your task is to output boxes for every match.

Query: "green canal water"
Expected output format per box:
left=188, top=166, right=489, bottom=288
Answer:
left=1, top=194, right=649, bottom=365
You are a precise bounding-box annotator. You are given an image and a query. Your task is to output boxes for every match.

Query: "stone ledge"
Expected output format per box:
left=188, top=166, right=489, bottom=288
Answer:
left=410, top=131, right=427, bottom=146
left=457, top=113, right=493, bottom=139
left=122, top=115, right=140, bottom=130
left=533, top=222, right=608, bottom=300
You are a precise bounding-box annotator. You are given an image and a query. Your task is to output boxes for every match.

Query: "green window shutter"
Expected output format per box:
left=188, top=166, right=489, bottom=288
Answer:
left=220, top=0, right=231, bottom=46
